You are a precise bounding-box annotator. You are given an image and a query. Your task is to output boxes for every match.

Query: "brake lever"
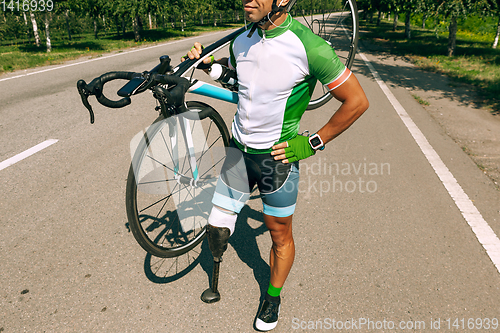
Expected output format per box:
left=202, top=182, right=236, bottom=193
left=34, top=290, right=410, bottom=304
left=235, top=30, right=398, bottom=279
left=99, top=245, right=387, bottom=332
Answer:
left=77, top=79, right=95, bottom=124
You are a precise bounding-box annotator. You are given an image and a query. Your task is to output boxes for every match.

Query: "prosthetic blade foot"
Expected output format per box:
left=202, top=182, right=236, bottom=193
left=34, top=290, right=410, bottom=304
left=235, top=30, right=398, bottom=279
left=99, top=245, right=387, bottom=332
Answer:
left=201, top=260, right=221, bottom=303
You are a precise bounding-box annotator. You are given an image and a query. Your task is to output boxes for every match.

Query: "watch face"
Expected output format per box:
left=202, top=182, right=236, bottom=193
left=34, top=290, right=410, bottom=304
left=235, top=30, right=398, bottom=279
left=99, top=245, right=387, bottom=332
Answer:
left=310, top=136, right=322, bottom=148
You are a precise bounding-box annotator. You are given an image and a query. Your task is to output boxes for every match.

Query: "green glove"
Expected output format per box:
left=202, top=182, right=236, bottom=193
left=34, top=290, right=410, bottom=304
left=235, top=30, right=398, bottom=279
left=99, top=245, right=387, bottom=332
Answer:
left=284, top=135, right=316, bottom=163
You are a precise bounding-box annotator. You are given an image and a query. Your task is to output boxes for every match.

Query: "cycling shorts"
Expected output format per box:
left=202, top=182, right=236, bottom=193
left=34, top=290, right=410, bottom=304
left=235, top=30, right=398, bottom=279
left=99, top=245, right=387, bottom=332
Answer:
left=212, top=139, right=300, bottom=217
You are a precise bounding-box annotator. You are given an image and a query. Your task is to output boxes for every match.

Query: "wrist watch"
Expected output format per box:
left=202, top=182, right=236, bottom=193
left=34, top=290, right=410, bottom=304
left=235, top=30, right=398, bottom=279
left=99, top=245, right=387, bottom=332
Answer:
left=309, top=133, right=325, bottom=151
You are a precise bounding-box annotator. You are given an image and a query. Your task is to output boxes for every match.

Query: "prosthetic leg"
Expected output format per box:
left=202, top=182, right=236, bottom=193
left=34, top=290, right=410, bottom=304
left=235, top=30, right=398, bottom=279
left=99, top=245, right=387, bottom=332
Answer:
left=201, top=224, right=230, bottom=303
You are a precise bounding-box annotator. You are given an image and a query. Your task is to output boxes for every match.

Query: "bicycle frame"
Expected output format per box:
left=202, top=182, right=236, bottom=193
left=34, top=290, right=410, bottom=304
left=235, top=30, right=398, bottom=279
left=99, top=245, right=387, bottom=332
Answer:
left=188, top=80, right=238, bottom=104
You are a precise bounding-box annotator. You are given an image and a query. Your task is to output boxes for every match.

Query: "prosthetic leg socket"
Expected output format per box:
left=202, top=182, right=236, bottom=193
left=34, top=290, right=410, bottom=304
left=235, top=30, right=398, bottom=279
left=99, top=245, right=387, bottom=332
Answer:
left=201, top=224, right=230, bottom=303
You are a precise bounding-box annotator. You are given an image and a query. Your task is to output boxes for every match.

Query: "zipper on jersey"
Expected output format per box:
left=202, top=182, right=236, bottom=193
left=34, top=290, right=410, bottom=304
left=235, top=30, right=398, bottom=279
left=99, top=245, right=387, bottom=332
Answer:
left=246, top=36, right=263, bottom=135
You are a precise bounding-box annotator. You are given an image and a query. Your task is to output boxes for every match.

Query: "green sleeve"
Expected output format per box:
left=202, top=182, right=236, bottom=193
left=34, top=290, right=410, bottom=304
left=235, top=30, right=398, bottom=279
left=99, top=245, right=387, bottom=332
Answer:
left=290, top=20, right=346, bottom=85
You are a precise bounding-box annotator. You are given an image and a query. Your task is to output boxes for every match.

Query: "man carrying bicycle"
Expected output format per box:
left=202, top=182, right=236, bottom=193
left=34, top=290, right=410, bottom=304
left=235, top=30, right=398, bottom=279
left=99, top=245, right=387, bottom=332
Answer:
left=184, top=0, right=369, bottom=330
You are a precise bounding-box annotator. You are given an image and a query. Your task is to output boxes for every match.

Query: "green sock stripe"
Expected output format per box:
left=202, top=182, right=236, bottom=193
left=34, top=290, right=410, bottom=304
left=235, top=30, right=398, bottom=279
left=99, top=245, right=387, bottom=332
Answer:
left=267, top=283, right=282, bottom=297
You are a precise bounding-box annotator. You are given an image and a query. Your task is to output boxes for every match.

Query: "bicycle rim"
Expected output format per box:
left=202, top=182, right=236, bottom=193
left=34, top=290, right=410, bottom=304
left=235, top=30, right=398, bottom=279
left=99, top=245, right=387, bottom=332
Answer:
left=126, top=102, right=230, bottom=258
left=304, top=0, right=359, bottom=110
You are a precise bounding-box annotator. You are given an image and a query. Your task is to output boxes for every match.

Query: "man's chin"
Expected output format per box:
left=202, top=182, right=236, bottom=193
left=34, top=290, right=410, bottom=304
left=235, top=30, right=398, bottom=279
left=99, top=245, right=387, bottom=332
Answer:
left=244, top=13, right=264, bottom=23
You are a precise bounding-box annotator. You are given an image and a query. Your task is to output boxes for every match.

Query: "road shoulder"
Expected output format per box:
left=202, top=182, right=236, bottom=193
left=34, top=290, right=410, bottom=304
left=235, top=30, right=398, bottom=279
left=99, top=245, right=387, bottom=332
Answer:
left=359, top=40, right=500, bottom=191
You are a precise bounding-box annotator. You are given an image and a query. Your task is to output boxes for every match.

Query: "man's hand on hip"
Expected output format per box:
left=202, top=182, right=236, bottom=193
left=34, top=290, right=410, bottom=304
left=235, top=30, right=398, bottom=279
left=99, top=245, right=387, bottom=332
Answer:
left=271, top=135, right=315, bottom=164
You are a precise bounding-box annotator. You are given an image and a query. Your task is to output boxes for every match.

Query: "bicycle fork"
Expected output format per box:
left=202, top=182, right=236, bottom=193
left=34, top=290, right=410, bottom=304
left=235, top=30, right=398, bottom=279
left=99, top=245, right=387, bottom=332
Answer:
left=170, top=116, right=200, bottom=186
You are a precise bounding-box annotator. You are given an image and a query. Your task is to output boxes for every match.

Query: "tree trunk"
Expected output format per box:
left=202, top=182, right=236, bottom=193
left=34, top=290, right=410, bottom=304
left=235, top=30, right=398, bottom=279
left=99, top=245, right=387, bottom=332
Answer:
left=148, top=12, right=152, bottom=29
left=115, top=16, right=120, bottom=36
left=213, top=12, right=217, bottom=26
left=493, top=16, right=500, bottom=49
left=65, top=9, right=72, bottom=40
left=422, top=15, right=427, bottom=29
left=368, top=10, right=374, bottom=23
left=102, top=15, right=107, bottom=36
left=200, top=12, right=204, bottom=25
left=393, top=12, right=398, bottom=31
left=30, top=11, right=40, bottom=47
left=405, top=11, right=411, bottom=39
left=377, top=11, right=382, bottom=26
left=133, top=15, right=141, bottom=41
left=122, top=16, right=126, bottom=35
left=138, top=15, right=143, bottom=30
left=447, top=15, right=458, bottom=57
left=23, top=11, right=32, bottom=43
left=93, top=18, right=98, bottom=39
left=45, top=12, right=51, bottom=52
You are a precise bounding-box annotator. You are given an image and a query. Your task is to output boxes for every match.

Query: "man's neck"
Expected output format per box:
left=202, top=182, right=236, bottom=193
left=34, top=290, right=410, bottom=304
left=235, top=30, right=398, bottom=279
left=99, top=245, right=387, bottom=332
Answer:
left=260, top=12, right=288, bottom=30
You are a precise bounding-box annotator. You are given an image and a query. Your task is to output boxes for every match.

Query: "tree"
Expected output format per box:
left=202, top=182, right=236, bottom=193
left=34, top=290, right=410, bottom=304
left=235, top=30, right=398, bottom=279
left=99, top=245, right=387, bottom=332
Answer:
left=436, top=0, right=490, bottom=56
left=494, top=16, right=500, bottom=48
left=30, top=11, right=41, bottom=47
left=55, top=0, right=78, bottom=40
left=45, top=12, right=52, bottom=52
left=417, top=0, right=436, bottom=29
left=356, top=0, right=372, bottom=20
left=82, top=0, right=104, bottom=39
left=487, top=0, right=500, bottom=48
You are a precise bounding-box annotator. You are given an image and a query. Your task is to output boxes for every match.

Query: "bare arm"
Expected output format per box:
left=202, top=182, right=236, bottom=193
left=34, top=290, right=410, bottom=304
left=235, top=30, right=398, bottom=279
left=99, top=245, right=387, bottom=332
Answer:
left=272, top=73, right=369, bottom=162
left=316, top=73, right=369, bottom=144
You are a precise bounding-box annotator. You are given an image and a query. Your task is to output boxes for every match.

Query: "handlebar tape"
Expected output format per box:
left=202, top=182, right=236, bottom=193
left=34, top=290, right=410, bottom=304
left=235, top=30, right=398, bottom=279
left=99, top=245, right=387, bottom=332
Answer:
left=95, top=71, right=135, bottom=108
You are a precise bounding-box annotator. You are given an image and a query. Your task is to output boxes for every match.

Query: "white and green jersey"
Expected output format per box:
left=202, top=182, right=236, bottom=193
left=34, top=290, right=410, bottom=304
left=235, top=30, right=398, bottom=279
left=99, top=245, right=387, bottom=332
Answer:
left=229, top=14, right=351, bottom=153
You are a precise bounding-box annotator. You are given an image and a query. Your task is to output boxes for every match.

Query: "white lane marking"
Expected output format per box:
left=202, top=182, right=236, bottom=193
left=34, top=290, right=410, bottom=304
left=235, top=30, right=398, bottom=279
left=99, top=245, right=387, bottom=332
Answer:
left=0, top=29, right=233, bottom=83
left=0, top=139, right=58, bottom=171
left=359, top=52, right=500, bottom=274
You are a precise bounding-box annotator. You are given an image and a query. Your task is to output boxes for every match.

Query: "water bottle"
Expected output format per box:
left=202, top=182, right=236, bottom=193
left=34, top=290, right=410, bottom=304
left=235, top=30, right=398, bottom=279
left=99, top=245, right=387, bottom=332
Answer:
left=208, top=63, right=238, bottom=91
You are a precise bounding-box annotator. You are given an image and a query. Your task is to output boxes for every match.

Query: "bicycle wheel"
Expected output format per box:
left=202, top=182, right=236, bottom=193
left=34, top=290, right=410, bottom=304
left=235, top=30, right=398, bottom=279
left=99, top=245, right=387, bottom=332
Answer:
left=126, top=101, right=230, bottom=258
left=303, top=0, right=359, bottom=110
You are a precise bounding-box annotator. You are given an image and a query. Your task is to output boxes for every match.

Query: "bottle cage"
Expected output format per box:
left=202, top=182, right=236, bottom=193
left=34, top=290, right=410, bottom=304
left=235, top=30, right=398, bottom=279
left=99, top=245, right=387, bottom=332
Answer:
left=246, top=0, right=298, bottom=38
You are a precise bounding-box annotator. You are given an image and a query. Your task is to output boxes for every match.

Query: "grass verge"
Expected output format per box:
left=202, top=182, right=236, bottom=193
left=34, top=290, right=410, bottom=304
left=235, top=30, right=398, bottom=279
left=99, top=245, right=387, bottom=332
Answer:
left=359, top=19, right=500, bottom=114
left=0, top=24, right=241, bottom=75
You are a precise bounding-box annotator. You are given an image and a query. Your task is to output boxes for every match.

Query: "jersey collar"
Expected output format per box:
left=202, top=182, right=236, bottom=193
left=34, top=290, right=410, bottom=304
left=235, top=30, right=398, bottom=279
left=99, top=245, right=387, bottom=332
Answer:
left=257, top=14, right=292, bottom=39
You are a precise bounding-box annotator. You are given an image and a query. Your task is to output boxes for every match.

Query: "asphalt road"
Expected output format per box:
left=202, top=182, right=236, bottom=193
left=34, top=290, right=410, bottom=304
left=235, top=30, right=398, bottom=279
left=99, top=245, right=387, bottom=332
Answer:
left=1, top=23, right=500, bottom=332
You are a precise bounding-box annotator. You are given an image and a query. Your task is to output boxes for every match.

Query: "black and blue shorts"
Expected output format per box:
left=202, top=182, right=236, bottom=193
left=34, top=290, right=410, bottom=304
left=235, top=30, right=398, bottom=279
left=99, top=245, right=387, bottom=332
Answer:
left=212, top=139, right=300, bottom=217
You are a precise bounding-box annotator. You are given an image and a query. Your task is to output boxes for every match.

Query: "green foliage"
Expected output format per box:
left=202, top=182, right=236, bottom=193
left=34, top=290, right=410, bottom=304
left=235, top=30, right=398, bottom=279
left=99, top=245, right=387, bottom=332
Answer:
left=0, top=11, right=29, bottom=42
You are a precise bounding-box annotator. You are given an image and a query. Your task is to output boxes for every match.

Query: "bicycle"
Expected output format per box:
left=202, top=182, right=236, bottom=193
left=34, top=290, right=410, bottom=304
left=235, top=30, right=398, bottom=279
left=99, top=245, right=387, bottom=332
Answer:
left=76, top=0, right=358, bottom=259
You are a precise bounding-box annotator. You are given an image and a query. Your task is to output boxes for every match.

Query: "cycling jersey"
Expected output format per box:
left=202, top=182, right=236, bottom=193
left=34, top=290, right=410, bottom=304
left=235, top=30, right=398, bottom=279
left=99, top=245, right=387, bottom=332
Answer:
left=228, top=14, right=351, bottom=153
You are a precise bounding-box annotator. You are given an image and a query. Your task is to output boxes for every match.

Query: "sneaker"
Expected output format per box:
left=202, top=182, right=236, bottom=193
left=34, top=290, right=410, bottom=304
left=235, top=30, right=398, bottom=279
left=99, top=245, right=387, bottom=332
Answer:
left=255, top=299, right=280, bottom=331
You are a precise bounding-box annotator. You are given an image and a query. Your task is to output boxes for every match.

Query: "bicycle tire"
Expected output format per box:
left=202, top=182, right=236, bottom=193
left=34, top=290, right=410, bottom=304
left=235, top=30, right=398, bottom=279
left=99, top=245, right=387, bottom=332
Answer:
left=126, top=101, right=230, bottom=258
left=306, top=0, right=359, bottom=110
